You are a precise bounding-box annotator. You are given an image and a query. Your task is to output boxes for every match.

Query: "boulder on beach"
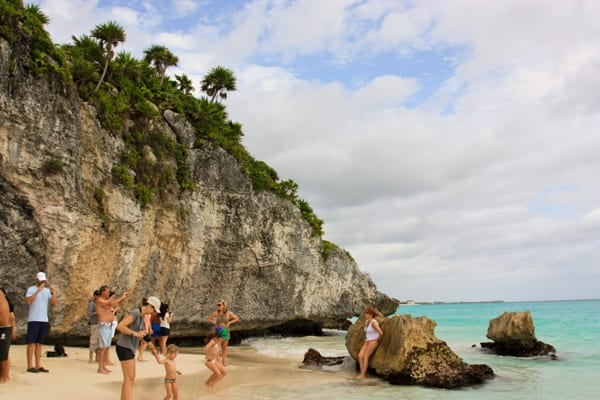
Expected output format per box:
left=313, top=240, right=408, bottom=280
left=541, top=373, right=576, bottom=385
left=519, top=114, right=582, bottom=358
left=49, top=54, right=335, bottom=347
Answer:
left=345, top=313, right=494, bottom=389
left=480, top=311, right=556, bottom=357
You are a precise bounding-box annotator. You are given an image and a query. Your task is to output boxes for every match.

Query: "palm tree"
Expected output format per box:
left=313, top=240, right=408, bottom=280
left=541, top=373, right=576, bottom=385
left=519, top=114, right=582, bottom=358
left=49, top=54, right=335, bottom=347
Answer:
left=24, top=4, right=49, bottom=25
left=175, top=74, right=194, bottom=94
left=63, top=35, right=103, bottom=86
left=143, top=44, right=178, bottom=84
left=92, top=21, right=126, bottom=92
left=201, top=66, right=237, bottom=102
left=114, top=51, right=143, bottom=84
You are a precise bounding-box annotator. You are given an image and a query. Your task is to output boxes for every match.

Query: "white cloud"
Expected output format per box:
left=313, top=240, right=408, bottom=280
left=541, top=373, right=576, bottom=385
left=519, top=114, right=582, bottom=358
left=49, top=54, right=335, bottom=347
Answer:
left=33, top=0, right=600, bottom=302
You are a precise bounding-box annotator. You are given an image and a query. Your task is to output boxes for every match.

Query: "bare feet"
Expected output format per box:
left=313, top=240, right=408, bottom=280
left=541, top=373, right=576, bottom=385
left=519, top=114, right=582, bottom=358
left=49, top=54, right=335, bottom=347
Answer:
left=356, top=374, right=366, bottom=379
left=204, top=383, right=217, bottom=393
left=97, top=368, right=112, bottom=374
left=137, top=358, right=146, bottom=362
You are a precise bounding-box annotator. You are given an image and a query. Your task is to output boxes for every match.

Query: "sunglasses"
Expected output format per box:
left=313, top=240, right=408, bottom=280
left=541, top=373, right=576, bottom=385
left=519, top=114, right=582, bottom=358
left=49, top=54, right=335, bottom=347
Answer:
left=217, top=303, right=223, bottom=306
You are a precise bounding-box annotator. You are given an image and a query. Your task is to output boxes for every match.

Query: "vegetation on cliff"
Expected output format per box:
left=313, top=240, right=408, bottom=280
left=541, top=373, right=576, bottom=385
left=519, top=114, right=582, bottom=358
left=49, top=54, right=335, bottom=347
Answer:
left=0, top=0, right=325, bottom=236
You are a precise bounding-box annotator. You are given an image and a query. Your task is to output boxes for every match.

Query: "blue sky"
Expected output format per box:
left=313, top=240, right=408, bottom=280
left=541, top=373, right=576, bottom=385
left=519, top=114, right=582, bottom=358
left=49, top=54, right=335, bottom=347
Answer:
left=34, top=0, right=600, bottom=302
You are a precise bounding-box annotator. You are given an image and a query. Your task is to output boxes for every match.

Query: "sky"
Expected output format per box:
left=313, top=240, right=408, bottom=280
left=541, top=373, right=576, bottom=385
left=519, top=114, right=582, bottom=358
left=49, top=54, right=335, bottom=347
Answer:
left=32, top=0, right=600, bottom=302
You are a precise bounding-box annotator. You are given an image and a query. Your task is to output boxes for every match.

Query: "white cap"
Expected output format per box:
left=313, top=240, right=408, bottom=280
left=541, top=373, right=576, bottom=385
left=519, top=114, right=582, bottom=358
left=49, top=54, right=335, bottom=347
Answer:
left=37, top=272, right=47, bottom=281
left=147, top=296, right=161, bottom=312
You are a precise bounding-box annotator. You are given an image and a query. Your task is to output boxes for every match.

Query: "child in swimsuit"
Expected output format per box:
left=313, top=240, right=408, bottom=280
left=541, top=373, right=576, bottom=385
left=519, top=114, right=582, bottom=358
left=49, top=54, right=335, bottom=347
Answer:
left=203, top=334, right=227, bottom=392
left=155, top=344, right=182, bottom=400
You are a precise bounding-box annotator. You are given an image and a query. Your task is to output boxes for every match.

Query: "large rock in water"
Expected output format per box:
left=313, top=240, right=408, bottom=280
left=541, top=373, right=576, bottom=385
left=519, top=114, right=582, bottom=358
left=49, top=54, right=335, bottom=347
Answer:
left=346, top=313, right=494, bottom=388
left=0, top=33, right=398, bottom=343
left=481, top=311, right=556, bottom=357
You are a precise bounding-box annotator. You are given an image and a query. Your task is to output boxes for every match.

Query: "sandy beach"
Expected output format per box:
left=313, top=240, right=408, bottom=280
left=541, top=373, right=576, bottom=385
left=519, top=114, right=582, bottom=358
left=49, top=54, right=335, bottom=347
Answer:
left=0, top=344, right=353, bottom=399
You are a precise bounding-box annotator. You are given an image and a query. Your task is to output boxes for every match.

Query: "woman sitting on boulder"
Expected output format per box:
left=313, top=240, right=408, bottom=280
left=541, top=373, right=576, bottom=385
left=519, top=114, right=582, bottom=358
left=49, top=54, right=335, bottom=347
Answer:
left=357, top=307, right=383, bottom=379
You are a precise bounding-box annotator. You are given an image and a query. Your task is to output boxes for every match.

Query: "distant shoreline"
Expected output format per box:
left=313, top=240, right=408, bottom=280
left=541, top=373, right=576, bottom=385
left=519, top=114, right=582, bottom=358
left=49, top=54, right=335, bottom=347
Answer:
left=398, top=298, right=599, bottom=305
left=399, top=300, right=504, bottom=305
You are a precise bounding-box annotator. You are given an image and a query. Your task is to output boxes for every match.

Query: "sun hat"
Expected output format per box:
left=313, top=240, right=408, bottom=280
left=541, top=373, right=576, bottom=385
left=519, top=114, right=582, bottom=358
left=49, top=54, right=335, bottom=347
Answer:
left=147, top=296, right=161, bottom=311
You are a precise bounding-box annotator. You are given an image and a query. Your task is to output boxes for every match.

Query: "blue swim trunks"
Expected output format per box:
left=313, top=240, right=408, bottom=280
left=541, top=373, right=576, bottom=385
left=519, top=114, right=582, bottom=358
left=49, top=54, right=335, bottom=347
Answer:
left=98, top=323, right=113, bottom=348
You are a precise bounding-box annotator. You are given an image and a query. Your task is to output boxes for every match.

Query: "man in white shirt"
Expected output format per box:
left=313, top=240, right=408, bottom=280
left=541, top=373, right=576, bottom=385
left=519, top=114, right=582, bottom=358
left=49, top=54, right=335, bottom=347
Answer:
left=25, top=272, right=57, bottom=373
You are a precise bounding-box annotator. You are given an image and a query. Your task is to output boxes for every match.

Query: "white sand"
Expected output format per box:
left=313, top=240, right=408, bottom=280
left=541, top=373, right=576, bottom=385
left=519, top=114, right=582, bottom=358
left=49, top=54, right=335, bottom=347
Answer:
left=0, top=344, right=354, bottom=399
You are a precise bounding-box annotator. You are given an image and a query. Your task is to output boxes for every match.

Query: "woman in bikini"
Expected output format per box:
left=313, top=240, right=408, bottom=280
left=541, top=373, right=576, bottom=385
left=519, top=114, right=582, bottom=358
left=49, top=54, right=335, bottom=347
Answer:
left=207, top=300, right=239, bottom=366
left=357, top=307, right=383, bottom=379
left=203, top=334, right=227, bottom=392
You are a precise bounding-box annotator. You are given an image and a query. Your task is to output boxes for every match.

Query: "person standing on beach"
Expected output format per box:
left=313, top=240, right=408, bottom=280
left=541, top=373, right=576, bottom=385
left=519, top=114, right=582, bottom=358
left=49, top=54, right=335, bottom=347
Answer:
left=150, top=308, right=162, bottom=350
left=88, top=289, right=100, bottom=363
left=356, top=307, right=383, bottom=379
left=158, top=303, right=173, bottom=356
left=207, top=300, right=239, bottom=366
left=155, top=344, right=182, bottom=400
left=0, top=288, right=15, bottom=383
left=203, top=333, right=227, bottom=392
left=95, top=285, right=127, bottom=374
left=116, top=296, right=161, bottom=400
left=25, top=271, right=57, bottom=373
left=137, top=297, right=153, bottom=361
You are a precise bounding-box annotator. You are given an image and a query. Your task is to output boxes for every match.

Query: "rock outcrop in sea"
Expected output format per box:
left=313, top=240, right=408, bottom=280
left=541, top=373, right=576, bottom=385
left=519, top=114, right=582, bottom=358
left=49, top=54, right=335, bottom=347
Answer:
left=0, top=27, right=398, bottom=344
left=345, top=312, right=494, bottom=388
left=480, top=311, right=556, bottom=357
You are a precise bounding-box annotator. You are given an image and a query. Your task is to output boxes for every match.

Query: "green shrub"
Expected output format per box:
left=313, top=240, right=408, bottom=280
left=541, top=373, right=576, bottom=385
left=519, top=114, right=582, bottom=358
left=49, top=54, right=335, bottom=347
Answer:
left=179, top=208, right=190, bottom=222
left=43, top=159, right=63, bottom=174
left=135, top=184, right=154, bottom=208
left=93, top=187, right=105, bottom=204
left=111, top=164, right=134, bottom=190
left=322, top=240, right=339, bottom=261
left=134, top=99, right=159, bottom=118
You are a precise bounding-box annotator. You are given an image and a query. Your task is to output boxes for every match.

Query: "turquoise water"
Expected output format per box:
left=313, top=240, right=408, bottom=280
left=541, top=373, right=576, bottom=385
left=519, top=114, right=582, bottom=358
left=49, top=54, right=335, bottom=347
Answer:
left=243, top=299, right=600, bottom=400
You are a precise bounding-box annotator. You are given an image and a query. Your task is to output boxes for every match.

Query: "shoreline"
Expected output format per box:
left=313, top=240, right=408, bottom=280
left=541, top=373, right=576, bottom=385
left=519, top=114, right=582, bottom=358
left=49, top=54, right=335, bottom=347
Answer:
left=0, top=344, right=355, bottom=399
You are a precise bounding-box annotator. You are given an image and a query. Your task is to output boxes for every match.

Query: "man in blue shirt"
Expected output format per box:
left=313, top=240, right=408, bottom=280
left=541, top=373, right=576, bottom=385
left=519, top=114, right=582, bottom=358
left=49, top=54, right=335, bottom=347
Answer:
left=25, top=272, right=58, bottom=373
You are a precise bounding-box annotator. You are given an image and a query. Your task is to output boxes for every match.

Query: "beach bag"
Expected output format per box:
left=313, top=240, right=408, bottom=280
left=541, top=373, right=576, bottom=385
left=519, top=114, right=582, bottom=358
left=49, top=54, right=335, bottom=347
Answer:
left=46, top=343, right=68, bottom=357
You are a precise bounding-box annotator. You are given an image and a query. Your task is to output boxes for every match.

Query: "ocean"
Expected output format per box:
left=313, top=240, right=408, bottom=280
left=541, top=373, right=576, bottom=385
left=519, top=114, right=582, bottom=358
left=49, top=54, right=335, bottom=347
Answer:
left=239, top=299, right=599, bottom=400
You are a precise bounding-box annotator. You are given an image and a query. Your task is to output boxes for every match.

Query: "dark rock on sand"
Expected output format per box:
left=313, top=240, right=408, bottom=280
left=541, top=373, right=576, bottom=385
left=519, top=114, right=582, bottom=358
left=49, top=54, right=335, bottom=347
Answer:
left=301, top=348, right=346, bottom=368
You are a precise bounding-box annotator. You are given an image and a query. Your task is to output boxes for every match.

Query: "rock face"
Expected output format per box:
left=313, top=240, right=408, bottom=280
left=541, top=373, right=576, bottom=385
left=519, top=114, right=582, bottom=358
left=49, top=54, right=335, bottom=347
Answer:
left=346, top=313, right=494, bottom=389
left=0, top=36, right=398, bottom=343
left=481, top=311, right=556, bottom=357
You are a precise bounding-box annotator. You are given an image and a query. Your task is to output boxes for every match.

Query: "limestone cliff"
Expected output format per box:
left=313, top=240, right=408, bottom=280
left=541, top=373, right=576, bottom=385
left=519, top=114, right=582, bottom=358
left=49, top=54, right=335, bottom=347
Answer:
left=0, top=36, right=398, bottom=343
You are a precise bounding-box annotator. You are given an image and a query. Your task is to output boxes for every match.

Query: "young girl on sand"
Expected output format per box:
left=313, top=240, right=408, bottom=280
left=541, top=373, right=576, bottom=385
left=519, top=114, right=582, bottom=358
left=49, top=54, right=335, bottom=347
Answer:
left=203, top=334, right=227, bottom=392
left=155, top=344, right=182, bottom=400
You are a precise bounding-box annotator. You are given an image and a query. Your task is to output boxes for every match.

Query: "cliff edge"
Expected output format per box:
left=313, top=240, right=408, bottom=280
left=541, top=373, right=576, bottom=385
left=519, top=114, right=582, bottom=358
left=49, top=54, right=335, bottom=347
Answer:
left=0, top=32, right=398, bottom=343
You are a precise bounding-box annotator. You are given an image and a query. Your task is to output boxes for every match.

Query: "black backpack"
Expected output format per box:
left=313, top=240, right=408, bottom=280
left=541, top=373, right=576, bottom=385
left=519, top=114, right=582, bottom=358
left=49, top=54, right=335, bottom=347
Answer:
left=46, top=343, right=68, bottom=357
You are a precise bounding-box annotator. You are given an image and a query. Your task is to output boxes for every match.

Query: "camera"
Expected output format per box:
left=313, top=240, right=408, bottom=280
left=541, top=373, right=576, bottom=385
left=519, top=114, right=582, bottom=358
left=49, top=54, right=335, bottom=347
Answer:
left=143, top=334, right=152, bottom=342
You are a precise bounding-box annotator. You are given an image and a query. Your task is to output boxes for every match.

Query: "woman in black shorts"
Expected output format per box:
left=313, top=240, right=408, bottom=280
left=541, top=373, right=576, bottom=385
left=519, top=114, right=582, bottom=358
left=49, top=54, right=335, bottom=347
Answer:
left=158, top=303, right=173, bottom=356
left=116, top=296, right=161, bottom=400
